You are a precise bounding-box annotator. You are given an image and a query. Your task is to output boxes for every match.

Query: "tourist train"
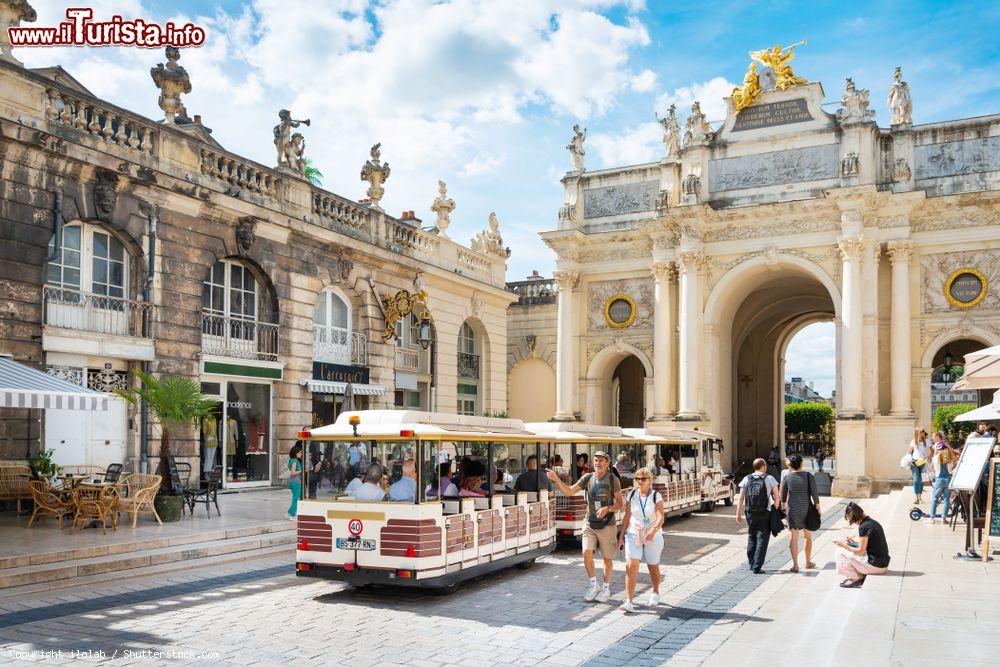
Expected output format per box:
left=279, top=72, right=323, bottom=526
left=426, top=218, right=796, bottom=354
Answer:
left=293, top=410, right=734, bottom=588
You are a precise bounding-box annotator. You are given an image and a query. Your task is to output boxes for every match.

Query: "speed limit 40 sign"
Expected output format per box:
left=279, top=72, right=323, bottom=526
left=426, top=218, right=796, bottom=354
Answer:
left=348, top=518, right=363, bottom=536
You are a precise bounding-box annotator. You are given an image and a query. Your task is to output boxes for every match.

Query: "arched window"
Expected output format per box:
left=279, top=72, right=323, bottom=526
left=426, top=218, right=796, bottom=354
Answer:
left=457, top=321, right=481, bottom=416
left=46, top=223, right=127, bottom=298
left=201, top=259, right=278, bottom=360
left=203, top=260, right=257, bottom=322
left=313, top=289, right=353, bottom=364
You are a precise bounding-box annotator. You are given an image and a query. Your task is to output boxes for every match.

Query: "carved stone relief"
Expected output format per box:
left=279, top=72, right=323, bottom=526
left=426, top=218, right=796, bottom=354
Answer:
left=585, top=338, right=653, bottom=366
left=921, top=250, right=1000, bottom=313
left=708, top=144, right=839, bottom=192
left=704, top=217, right=838, bottom=242
left=914, top=137, right=1000, bottom=180
left=587, top=278, right=653, bottom=331
left=911, top=206, right=995, bottom=233
left=583, top=181, right=658, bottom=219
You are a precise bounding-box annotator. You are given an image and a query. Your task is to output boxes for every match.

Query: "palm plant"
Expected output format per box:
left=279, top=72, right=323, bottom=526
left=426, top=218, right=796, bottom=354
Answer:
left=116, top=370, right=218, bottom=494
left=302, top=157, right=324, bottom=186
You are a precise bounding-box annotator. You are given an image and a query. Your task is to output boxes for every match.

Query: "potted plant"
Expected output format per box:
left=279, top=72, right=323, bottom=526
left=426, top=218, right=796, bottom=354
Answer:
left=116, top=370, right=218, bottom=522
left=27, top=448, right=61, bottom=483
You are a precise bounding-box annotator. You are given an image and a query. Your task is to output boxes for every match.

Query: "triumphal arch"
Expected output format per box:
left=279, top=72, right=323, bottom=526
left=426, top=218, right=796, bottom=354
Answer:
left=533, top=45, right=1000, bottom=496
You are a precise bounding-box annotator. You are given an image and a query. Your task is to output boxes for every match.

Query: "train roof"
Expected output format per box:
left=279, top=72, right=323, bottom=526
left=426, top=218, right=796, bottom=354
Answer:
left=622, top=427, right=719, bottom=443
left=304, top=410, right=534, bottom=439
left=523, top=421, right=634, bottom=442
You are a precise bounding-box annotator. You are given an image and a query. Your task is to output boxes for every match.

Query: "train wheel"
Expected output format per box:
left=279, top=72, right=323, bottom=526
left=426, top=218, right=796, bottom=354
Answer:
left=706, top=499, right=717, bottom=513
left=723, top=495, right=734, bottom=507
left=516, top=558, right=536, bottom=571
left=431, top=581, right=458, bottom=596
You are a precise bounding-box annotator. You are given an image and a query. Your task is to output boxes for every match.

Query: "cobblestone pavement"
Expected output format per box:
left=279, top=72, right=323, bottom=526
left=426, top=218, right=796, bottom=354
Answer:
left=0, top=500, right=884, bottom=666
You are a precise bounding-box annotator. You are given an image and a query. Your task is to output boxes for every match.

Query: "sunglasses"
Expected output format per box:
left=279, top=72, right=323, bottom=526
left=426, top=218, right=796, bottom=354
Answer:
left=635, top=476, right=652, bottom=482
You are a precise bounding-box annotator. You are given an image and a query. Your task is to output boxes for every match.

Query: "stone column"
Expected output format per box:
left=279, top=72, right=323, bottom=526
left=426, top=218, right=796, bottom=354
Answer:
left=677, top=251, right=705, bottom=420
left=838, top=237, right=866, bottom=418
left=650, top=262, right=676, bottom=420
left=552, top=270, right=580, bottom=420
left=888, top=240, right=914, bottom=416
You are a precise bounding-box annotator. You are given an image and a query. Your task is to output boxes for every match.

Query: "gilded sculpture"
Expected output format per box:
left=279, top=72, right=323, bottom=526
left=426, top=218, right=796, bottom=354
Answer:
left=731, top=62, right=762, bottom=112
left=381, top=289, right=432, bottom=341
left=749, top=41, right=808, bottom=91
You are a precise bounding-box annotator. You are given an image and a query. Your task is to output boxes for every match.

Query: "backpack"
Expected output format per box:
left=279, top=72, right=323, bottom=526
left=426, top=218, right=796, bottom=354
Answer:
left=745, top=474, right=769, bottom=520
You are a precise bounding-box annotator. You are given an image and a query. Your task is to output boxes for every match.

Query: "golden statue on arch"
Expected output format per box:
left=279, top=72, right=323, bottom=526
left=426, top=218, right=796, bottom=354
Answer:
left=732, top=40, right=808, bottom=112
left=750, top=40, right=808, bottom=91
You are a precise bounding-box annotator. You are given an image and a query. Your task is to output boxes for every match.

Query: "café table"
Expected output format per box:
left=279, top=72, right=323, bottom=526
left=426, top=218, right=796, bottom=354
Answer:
left=75, top=480, right=119, bottom=530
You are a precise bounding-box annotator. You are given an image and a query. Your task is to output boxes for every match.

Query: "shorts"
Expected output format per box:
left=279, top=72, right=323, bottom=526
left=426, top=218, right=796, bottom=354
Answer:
left=582, top=523, right=618, bottom=560
left=624, top=530, right=664, bottom=565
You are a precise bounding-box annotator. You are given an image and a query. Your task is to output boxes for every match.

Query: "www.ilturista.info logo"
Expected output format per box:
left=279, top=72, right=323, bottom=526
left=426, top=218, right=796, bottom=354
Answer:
left=8, top=8, right=206, bottom=48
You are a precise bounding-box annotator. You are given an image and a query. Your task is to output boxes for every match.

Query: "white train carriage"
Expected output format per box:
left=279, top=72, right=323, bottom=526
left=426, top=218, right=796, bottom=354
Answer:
left=624, top=428, right=736, bottom=512
left=294, top=410, right=558, bottom=590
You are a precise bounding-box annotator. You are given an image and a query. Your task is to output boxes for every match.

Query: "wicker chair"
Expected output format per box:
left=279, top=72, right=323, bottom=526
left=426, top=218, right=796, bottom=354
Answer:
left=71, top=486, right=116, bottom=534
left=61, top=465, right=105, bottom=478
left=27, top=480, right=75, bottom=529
left=117, top=473, right=162, bottom=528
left=0, top=465, right=33, bottom=514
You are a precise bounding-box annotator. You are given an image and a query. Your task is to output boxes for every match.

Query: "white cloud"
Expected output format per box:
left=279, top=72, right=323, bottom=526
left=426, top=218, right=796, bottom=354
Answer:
left=458, top=152, right=505, bottom=178
left=589, top=122, right=661, bottom=167
left=785, top=322, right=837, bottom=396
left=655, top=76, right=736, bottom=124
left=630, top=68, right=657, bottom=92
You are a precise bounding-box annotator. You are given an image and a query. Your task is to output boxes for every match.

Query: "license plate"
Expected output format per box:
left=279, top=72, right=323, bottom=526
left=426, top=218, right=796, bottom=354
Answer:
left=336, top=537, right=376, bottom=551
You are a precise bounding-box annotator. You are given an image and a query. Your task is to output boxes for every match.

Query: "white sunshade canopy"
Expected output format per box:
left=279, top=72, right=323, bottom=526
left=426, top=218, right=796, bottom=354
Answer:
left=952, top=345, right=1000, bottom=391
left=955, top=390, right=1000, bottom=422
left=0, top=356, right=108, bottom=410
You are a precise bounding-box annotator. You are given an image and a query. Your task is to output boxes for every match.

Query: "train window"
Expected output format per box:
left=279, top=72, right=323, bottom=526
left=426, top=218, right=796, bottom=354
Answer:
left=702, top=440, right=714, bottom=469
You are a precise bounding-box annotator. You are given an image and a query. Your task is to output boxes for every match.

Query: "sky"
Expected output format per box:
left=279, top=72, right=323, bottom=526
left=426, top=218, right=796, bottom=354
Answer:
left=16, top=1, right=999, bottom=393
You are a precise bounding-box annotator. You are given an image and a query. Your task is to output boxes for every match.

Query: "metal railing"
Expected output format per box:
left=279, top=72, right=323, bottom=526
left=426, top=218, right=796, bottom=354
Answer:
left=394, top=347, right=429, bottom=374
left=43, top=286, right=154, bottom=338
left=201, top=313, right=279, bottom=361
left=506, top=278, right=558, bottom=305
left=457, top=352, right=480, bottom=379
left=313, top=326, right=367, bottom=366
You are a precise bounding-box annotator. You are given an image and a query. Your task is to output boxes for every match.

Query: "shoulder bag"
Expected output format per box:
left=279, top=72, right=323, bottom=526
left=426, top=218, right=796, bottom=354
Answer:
left=804, top=473, right=821, bottom=532
left=587, top=473, right=612, bottom=529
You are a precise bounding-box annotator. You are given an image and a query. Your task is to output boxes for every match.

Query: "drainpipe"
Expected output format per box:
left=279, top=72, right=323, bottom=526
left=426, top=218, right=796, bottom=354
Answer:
left=139, top=203, right=158, bottom=472
left=44, top=191, right=63, bottom=262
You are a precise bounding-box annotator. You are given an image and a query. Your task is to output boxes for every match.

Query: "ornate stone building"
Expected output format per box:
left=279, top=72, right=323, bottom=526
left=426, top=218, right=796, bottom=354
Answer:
left=0, top=38, right=512, bottom=487
left=513, top=48, right=1000, bottom=495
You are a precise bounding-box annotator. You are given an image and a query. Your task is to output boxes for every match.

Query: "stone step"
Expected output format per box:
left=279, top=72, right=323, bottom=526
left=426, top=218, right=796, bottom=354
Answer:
left=0, top=520, right=294, bottom=571
left=0, top=531, right=295, bottom=591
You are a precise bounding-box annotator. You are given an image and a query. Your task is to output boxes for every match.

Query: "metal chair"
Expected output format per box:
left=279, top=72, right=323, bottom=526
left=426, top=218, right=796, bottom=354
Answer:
left=103, top=463, right=124, bottom=484
left=185, top=466, right=222, bottom=517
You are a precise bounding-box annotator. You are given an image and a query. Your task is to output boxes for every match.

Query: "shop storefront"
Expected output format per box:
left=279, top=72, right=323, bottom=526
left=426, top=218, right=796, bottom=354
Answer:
left=304, top=361, right=384, bottom=427
left=199, top=359, right=278, bottom=488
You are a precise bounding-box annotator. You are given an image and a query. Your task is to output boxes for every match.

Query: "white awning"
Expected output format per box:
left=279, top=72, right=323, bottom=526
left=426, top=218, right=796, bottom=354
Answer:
left=955, top=390, right=1000, bottom=422
left=302, top=379, right=386, bottom=396
left=0, top=357, right=108, bottom=410
left=952, top=345, right=1000, bottom=391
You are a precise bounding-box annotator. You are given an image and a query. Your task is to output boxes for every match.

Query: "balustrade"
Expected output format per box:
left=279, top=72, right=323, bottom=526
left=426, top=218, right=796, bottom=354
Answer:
left=506, top=278, right=559, bottom=305
left=312, top=191, right=368, bottom=232
left=199, top=149, right=278, bottom=198
left=45, top=88, right=155, bottom=156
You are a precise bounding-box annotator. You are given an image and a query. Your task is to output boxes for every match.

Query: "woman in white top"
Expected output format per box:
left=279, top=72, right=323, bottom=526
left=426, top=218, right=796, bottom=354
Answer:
left=906, top=428, right=932, bottom=504
left=616, top=469, right=665, bottom=613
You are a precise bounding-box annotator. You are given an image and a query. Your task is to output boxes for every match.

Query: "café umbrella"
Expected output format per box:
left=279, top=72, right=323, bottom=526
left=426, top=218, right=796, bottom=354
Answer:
left=951, top=345, right=1000, bottom=391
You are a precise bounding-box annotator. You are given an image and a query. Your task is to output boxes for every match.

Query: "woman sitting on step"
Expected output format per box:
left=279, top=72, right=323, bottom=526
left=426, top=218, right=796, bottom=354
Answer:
left=833, top=502, right=890, bottom=588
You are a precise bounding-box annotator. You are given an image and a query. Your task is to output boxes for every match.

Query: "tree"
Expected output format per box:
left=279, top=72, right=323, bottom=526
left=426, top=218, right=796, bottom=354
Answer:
left=116, top=371, right=218, bottom=493
left=302, top=157, right=323, bottom=186
left=932, top=403, right=977, bottom=443
left=784, top=402, right=834, bottom=435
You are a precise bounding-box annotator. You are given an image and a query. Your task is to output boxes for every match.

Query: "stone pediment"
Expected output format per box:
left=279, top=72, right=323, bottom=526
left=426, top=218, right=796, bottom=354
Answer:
left=717, top=82, right=836, bottom=143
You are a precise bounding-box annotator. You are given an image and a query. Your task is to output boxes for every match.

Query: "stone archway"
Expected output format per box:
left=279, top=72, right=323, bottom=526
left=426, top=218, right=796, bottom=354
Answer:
left=584, top=343, right=653, bottom=426
left=917, top=331, right=998, bottom=430
left=704, top=255, right=840, bottom=470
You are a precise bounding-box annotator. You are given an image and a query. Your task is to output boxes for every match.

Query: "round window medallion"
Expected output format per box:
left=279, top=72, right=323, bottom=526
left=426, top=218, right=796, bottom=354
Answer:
left=604, top=294, right=636, bottom=328
left=945, top=268, right=986, bottom=309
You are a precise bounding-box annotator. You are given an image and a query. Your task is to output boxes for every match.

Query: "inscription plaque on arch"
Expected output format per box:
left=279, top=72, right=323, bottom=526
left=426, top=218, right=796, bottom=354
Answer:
left=732, top=98, right=813, bottom=132
left=945, top=268, right=986, bottom=309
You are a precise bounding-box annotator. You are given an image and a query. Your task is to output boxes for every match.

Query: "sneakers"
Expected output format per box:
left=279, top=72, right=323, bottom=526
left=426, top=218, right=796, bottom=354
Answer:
left=595, top=586, right=611, bottom=603
left=620, top=600, right=636, bottom=613
left=584, top=581, right=600, bottom=602
left=286, top=513, right=297, bottom=522
left=647, top=592, right=660, bottom=607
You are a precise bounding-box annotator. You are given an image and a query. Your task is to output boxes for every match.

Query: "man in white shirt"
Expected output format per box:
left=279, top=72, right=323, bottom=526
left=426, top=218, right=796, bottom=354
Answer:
left=735, top=458, right=780, bottom=573
left=351, top=462, right=386, bottom=502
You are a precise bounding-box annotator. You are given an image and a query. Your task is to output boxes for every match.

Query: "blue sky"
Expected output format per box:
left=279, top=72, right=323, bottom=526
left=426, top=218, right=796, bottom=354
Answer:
left=18, top=1, right=998, bottom=393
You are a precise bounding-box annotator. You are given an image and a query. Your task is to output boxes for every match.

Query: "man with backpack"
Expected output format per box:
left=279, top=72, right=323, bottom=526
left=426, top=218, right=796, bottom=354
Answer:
left=736, top=457, right=780, bottom=573
left=547, top=450, right=623, bottom=602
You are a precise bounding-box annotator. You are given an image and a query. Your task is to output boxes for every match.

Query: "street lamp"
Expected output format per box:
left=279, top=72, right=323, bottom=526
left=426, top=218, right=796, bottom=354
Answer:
left=942, top=350, right=953, bottom=383
left=417, top=313, right=433, bottom=351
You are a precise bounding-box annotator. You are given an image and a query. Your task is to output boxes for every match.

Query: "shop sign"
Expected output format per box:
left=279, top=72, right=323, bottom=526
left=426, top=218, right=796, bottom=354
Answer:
left=312, top=362, right=370, bottom=385
left=226, top=401, right=254, bottom=409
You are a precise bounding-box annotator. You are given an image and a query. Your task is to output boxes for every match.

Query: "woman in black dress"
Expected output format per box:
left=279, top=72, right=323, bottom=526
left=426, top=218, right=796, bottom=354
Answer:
left=780, top=454, right=820, bottom=572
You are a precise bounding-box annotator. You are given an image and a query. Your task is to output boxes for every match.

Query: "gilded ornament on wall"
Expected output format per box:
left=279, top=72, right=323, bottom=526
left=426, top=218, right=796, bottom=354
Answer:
left=604, top=294, right=637, bottom=329
left=380, top=289, right=431, bottom=341
left=944, top=268, right=987, bottom=309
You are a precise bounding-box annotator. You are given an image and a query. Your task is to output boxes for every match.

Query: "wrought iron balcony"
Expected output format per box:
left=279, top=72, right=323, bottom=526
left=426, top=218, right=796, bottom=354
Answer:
left=458, top=352, right=480, bottom=380
left=313, top=326, right=368, bottom=366
left=201, top=313, right=279, bottom=361
left=506, top=278, right=558, bottom=305
left=43, top=286, right=154, bottom=338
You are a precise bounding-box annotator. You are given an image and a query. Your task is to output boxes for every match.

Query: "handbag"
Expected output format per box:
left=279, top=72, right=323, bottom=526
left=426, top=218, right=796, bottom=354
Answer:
left=804, top=473, right=821, bottom=531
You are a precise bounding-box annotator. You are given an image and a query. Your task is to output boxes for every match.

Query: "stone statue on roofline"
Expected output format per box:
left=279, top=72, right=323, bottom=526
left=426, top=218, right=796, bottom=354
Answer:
left=430, top=180, right=455, bottom=238
left=360, top=142, right=391, bottom=210
left=887, top=66, right=912, bottom=126
left=150, top=47, right=192, bottom=124
left=471, top=212, right=509, bottom=259
left=567, top=124, right=586, bottom=172
left=683, top=102, right=713, bottom=147
left=273, top=109, right=310, bottom=174
left=656, top=104, right=681, bottom=159
left=0, top=0, right=36, bottom=65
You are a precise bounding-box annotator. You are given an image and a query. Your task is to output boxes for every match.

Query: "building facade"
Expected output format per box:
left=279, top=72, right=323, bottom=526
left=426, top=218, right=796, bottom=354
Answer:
left=512, top=52, right=1000, bottom=495
left=0, top=45, right=512, bottom=486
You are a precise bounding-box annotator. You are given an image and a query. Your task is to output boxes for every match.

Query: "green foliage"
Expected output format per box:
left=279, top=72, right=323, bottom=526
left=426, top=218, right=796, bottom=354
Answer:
left=116, top=371, right=218, bottom=493
left=784, top=402, right=834, bottom=436
left=302, top=157, right=323, bottom=186
left=27, top=449, right=60, bottom=478
left=932, top=403, right=977, bottom=443
left=483, top=409, right=509, bottom=418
